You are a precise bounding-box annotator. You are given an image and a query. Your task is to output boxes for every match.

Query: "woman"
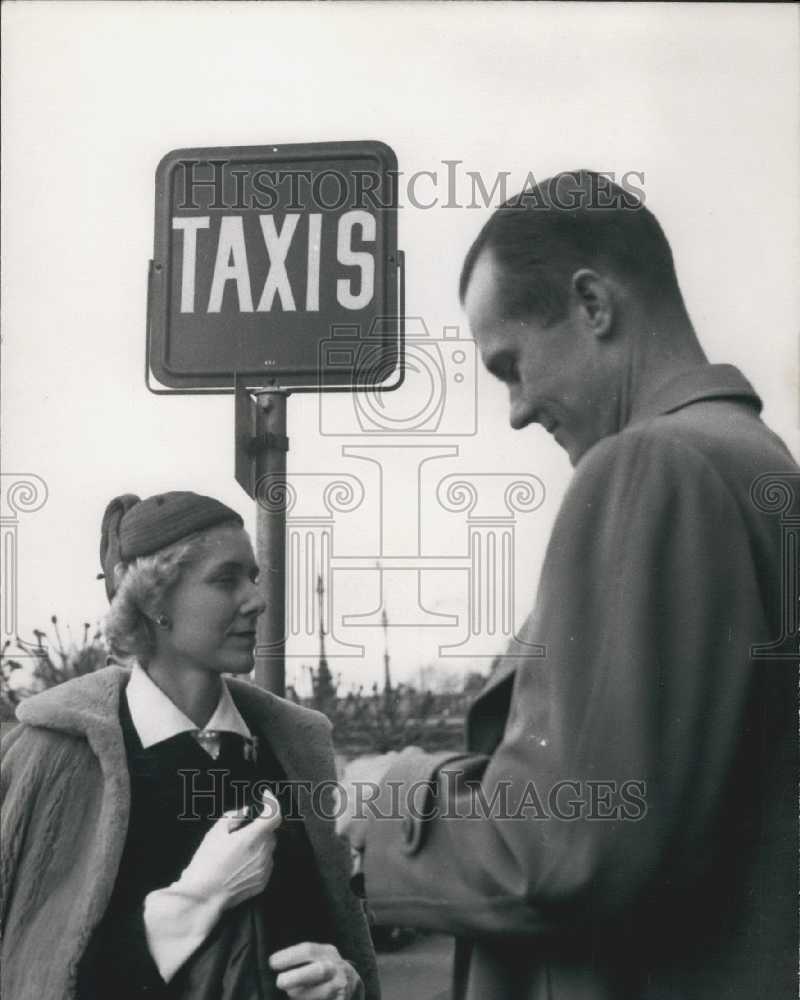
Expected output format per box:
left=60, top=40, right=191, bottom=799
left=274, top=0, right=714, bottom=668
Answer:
left=1, top=491, right=378, bottom=1000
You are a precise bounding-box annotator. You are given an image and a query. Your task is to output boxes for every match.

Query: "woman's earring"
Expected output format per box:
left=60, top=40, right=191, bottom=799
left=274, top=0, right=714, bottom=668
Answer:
left=156, top=614, right=171, bottom=629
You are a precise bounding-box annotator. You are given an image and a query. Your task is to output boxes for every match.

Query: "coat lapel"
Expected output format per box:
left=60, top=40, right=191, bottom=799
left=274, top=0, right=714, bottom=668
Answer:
left=227, top=683, right=335, bottom=785
left=226, top=684, right=349, bottom=904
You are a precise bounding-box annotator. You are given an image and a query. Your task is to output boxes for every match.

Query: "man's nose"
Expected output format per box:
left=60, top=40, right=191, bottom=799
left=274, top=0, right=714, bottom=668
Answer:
left=508, top=389, right=528, bottom=430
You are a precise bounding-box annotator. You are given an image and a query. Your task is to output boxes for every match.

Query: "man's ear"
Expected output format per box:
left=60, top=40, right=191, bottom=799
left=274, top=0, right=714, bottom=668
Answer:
left=571, top=268, right=613, bottom=338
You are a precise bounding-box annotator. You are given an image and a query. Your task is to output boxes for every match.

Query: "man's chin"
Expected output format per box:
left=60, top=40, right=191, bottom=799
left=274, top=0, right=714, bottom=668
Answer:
left=551, top=427, right=579, bottom=465
left=567, top=432, right=608, bottom=467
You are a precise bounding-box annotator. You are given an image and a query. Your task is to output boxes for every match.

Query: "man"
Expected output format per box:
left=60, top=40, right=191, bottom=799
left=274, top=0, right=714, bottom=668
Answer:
left=343, top=171, right=798, bottom=999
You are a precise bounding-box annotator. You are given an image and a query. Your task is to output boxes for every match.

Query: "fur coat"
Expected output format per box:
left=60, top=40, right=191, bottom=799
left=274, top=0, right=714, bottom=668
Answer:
left=1, top=666, right=379, bottom=1000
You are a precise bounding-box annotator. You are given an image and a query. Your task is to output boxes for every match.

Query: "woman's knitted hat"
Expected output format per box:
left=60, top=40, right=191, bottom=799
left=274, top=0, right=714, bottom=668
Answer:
left=99, top=491, right=243, bottom=600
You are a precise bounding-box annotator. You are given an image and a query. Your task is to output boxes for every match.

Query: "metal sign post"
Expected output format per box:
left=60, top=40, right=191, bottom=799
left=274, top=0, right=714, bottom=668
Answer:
left=253, top=390, right=289, bottom=696
left=235, top=378, right=289, bottom=696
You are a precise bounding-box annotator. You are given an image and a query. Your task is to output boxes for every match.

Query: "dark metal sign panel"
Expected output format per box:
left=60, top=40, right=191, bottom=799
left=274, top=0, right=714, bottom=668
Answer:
left=147, top=141, right=401, bottom=392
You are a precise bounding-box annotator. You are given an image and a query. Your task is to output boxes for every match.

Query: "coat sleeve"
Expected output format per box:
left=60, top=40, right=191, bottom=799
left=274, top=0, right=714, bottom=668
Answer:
left=1, top=722, right=167, bottom=995
left=1, top=723, right=38, bottom=932
left=363, top=429, right=771, bottom=937
left=0, top=724, right=87, bottom=930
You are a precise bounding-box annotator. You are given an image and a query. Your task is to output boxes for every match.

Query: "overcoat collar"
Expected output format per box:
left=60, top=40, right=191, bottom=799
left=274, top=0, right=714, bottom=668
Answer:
left=629, top=363, right=761, bottom=425
left=468, top=364, right=761, bottom=716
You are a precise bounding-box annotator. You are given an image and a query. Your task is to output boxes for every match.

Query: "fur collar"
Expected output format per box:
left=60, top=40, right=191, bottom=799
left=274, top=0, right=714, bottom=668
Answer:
left=16, top=665, right=331, bottom=784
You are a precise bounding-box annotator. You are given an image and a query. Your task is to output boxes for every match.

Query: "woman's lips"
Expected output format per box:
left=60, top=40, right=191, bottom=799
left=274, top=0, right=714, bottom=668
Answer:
left=228, top=630, right=256, bottom=642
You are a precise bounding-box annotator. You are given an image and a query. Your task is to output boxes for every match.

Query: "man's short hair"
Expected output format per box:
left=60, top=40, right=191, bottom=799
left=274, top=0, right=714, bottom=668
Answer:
left=459, top=169, right=682, bottom=324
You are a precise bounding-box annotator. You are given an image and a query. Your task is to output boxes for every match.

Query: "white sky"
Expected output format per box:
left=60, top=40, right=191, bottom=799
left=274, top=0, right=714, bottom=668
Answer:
left=2, top=2, right=798, bottom=693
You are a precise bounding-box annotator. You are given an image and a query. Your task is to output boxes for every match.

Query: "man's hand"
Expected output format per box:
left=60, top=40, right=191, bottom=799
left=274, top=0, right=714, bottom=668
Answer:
left=335, top=752, right=397, bottom=848
left=335, top=749, right=420, bottom=849
left=269, top=942, right=361, bottom=999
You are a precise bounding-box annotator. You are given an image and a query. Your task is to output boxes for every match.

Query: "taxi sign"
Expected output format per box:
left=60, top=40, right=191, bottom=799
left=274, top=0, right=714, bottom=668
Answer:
left=147, top=141, right=402, bottom=392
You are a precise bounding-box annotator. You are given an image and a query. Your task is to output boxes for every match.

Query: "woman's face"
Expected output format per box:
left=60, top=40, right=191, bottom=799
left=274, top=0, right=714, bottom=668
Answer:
left=159, top=523, right=265, bottom=676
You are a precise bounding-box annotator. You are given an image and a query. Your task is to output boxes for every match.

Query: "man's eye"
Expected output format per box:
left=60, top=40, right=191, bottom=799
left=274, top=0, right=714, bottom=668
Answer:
left=487, top=352, right=518, bottom=384
left=495, top=359, right=518, bottom=383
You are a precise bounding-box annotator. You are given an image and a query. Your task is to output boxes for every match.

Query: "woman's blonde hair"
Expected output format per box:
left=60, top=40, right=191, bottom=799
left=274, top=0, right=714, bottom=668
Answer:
left=103, top=528, right=217, bottom=664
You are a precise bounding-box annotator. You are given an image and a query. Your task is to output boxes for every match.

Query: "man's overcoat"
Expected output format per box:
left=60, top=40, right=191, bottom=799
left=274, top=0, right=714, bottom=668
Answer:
left=364, top=365, right=798, bottom=999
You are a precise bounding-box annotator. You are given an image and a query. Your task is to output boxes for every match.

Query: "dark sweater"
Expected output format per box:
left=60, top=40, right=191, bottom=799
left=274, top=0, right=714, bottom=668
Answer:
left=77, top=692, right=334, bottom=999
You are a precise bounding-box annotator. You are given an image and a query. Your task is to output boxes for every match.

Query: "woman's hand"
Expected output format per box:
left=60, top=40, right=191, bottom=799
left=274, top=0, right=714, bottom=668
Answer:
left=269, top=942, right=362, bottom=999
left=177, top=789, right=282, bottom=911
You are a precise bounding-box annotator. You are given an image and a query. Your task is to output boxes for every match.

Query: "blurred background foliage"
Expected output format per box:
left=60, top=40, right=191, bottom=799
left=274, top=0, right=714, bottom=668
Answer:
left=1, top=618, right=488, bottom=756
left=1, top=616, right=107, bottom=721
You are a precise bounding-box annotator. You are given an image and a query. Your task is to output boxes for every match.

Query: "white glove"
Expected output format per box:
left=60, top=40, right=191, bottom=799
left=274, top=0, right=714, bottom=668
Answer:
left=177, top=788, right=282, bottom=910
left=144, top=789, right=282, bottom=982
